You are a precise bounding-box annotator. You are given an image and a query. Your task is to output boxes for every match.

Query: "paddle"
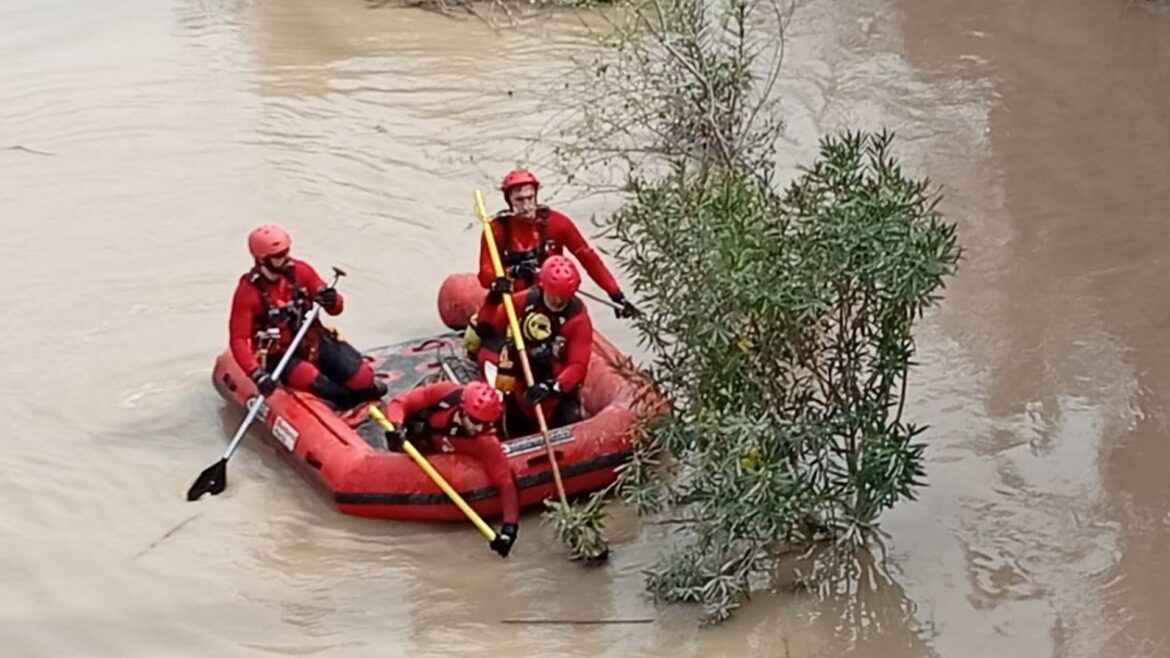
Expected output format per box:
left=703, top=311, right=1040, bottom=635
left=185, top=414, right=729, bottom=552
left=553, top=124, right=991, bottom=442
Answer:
left=473, top=190, right=570, bottom=507
left=186, top=267, right=345, bottom=501
left=577, top=289, right=626, bottom=313
left=366, top=405, right=499, bottom=544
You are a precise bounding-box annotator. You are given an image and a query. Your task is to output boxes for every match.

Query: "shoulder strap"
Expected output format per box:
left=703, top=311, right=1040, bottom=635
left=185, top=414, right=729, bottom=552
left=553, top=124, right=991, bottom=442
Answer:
left=435, top=388, right=463, bottom=411
left=535, top=207, right=558, bottom=256
left=561, top=296, right=585, bottom=319
left=244, top=269, right=276, bottom=311
left=404, top=387, right=464, bottom=436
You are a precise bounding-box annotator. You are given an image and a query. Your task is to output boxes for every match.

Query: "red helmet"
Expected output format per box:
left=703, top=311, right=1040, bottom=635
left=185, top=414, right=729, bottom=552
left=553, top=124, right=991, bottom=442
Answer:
left=461, top=382, right=502, bottom=423
left=501, top=169, right=540, bottom=195
left=539, top=255, right=581, bottom=297
left=248, top=224, right=291, bottom=259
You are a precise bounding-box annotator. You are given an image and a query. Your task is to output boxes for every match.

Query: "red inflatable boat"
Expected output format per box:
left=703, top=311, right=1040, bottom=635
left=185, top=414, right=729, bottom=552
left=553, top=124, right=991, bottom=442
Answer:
left=210, top=274, right=660, bottom=521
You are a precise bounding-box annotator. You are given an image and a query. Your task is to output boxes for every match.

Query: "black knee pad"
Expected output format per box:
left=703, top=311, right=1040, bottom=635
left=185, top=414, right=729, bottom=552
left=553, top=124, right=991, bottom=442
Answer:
left=316, top=333, right=365, bottom=383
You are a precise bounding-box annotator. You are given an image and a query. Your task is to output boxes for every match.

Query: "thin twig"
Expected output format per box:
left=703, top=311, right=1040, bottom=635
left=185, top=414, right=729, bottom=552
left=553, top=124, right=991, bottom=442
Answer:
left=742, top=0, right=792, bottom=142
left=131, top=514, right=201, bottom=560
left=640, top=0, right=734, bottom=166
left=4, top=145, right=55, bottom=156
left=643, top=516, right=707, bottom=525
left=501, top=618, right=655, bottom=625
left=465, top=2, right=497, bottom=29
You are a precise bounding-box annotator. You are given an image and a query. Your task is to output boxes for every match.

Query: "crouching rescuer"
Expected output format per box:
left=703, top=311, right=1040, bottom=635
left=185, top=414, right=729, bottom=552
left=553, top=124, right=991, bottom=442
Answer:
left=478, top=255, right=593, bottom=435
left=382, top=381, right=521, bottom=557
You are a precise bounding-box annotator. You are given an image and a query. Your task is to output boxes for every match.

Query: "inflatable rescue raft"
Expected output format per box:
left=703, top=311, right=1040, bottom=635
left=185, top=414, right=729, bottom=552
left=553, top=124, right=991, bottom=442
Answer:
left=210, top=274, right=659, bottom=521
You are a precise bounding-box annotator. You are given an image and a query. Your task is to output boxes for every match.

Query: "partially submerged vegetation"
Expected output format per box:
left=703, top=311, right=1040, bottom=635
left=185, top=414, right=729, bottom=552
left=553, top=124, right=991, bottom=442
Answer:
left=546, top=0, right=962, bottom=623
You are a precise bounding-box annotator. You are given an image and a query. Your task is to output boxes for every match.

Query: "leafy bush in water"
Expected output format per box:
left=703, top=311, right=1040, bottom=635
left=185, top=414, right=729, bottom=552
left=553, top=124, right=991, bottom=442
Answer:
left=607, top=134, right=959, bottom=622
left=550, top=0, right=961, bottom=622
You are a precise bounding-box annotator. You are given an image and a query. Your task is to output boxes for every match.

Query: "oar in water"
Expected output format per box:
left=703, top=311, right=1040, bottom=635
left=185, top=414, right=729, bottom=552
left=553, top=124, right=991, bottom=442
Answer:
left=366, top=405, right=499, bottom=545
left=474, top=189, right=570, bottom=507
left=186, top=267, right=345, bottom=501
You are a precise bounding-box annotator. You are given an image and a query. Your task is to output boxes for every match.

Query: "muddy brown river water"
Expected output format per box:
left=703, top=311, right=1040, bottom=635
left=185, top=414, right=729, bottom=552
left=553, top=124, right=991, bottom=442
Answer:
left=1, top=0, right=1168, bottom=655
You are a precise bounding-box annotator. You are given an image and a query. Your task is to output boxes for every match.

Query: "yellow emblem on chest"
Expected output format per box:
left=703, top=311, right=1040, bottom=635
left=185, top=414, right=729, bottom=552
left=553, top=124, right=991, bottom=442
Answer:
left=523, top=312, right=553, bottom=342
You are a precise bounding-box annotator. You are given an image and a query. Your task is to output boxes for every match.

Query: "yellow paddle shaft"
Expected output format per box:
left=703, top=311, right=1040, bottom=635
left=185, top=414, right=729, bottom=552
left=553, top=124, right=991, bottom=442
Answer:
left=474, top=190, right=528, bottom=353
left=367, top=405, right=496, bottom=541
left=474, top=189, right=569, bottom=505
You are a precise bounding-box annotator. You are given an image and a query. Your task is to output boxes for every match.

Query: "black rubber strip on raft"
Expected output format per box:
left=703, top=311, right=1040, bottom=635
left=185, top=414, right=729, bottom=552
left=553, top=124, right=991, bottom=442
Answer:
left=333, top=450, right=633, bottom=506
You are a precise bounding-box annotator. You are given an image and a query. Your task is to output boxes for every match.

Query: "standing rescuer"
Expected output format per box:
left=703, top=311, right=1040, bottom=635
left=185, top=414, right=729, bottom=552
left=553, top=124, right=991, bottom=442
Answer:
left=228, top=224, right=386, bottom=408
left=383, top=381, right=521, bottom=557
left=476, top=169, right=639, bottom=322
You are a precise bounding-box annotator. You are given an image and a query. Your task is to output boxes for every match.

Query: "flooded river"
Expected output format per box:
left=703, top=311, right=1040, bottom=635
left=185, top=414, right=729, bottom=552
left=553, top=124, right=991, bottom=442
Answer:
left=1, top=0, right=1167, bottom=655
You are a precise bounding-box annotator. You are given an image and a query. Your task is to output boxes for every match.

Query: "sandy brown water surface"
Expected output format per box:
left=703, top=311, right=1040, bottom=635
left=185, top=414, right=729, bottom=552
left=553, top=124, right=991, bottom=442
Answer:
left=1, top=0, right=1168, bottom=655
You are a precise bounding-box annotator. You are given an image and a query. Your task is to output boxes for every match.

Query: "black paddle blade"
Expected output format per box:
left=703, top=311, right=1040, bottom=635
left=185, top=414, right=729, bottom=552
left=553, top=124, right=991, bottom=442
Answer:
left=186, top=458, right=228, bottom=501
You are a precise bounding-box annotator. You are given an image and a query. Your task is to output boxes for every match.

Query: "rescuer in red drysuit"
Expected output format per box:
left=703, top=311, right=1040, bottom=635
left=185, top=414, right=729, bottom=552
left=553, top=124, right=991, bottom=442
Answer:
left=228, top=224, right=386, bottom=408
left=474, top=169, right=638, bottom=335
left=383, top=381, right=520, bottom=557
left=479, top=256, right=594, bottom=435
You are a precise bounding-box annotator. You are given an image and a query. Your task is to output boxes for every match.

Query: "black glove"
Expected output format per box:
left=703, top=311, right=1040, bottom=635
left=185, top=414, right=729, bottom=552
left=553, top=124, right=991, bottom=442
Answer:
left=383, top=425, right=407, bottom=451
left=509, top=260, right=540, bottom=283
left=522, top=379, right=560, bottom=406
left=250, top=368, right=278, bottom=397
left=610, top=291, right=640, bottom=319
left=490, top=277, right=513, bottom=294
left=490, top=523, right=519, bottom=558
left=486, top=277, right=512, bottom=305
left=315, top=286, right=339, bottom=309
